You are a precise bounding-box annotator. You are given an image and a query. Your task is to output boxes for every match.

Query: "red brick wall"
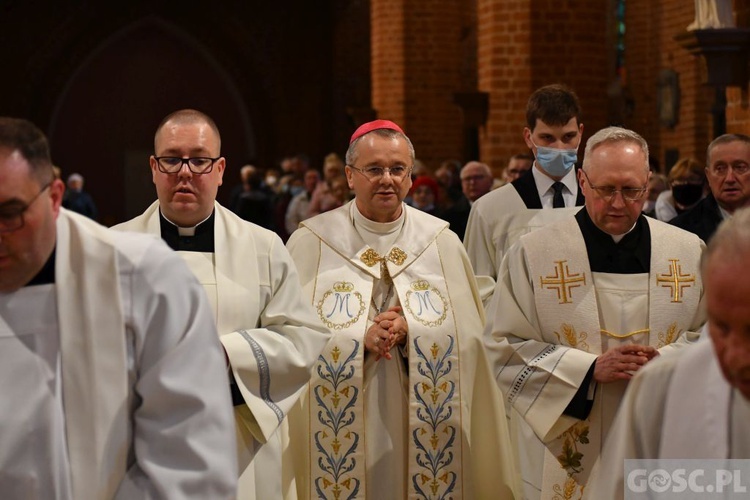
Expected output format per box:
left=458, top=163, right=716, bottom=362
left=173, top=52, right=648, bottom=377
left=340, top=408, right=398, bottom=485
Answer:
left=727, top=1, right=750, bottom=136
left=477, top=0, right=609, bottom=177
left=371, top=0, right=465, bottom=170
left=626, top=0, right=716, bottom=170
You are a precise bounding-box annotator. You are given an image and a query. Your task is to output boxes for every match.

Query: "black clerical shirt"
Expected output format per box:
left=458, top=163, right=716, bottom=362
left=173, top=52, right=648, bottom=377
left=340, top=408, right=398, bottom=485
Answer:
left=159, top=210, right=215, bottom=252
left=25, top=249, right=56, bottom=286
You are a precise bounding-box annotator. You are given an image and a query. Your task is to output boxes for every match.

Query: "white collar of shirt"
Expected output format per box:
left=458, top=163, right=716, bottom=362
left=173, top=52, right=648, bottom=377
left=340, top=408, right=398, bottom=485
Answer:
left=161, top=212, right=212, bottom=237
left=532, top=165, right=579, bottom=209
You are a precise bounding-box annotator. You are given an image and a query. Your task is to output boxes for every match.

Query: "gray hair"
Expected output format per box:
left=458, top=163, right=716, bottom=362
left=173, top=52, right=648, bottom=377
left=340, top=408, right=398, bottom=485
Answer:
left=582, top=126, right=649, bottom=173
left=345, top=128, right=415, bottom=167
left=460, top=161, right=492, bottom=178
left=706, top=133, right=750, bottom=167
left=703, top=206, right=750, bottom=274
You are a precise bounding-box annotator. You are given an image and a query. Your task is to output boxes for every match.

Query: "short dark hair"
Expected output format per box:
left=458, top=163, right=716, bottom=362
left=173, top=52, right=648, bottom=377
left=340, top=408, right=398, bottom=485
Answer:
left=0, top=117, right=54, bottom=185
left=526, top=84, right=582, bottom=130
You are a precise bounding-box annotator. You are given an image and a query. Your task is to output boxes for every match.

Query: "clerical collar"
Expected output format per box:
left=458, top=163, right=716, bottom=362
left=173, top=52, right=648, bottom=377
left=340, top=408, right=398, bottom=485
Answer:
left=351, top=201, right=405, bottom=255
left=159, top=209, right=215, bottom=252
left=575, top=208, right=650, bottom=273
left=25, top=248, right=56, bottom=286
left=351, top=201, right=405, bottom=235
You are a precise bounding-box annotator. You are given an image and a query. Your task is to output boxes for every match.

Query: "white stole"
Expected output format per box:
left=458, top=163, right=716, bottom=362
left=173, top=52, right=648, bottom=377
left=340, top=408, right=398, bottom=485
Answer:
left=56, top=209, right=129, bottom=499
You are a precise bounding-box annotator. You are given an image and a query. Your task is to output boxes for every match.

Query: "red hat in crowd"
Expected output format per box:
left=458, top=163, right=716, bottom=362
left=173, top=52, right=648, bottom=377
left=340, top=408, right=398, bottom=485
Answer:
left=410, top=175, right=440, bottom=202
left=350, top=119, right=405, bottom=144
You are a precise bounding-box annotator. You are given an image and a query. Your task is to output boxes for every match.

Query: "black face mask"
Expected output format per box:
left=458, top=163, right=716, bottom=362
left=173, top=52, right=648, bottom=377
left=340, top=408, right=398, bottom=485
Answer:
left=672, top=183, right=703, bottom=206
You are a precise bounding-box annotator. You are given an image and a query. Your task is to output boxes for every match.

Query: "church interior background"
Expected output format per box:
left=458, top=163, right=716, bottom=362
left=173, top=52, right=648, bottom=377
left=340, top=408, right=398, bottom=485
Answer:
left=1, top=0, right=749, bottom=225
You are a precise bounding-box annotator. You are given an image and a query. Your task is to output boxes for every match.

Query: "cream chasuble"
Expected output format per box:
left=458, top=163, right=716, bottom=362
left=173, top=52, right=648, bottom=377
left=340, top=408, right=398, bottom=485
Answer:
left=287, top=201, right=519, bottom=500
left=114, top=201, right=330, bottom=500
left=485, top=215, right=705, bottom=500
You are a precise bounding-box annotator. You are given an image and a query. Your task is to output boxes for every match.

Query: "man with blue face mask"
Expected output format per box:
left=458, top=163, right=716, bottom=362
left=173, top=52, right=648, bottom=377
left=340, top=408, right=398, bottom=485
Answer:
left=465, top=84, right=587, bottom=280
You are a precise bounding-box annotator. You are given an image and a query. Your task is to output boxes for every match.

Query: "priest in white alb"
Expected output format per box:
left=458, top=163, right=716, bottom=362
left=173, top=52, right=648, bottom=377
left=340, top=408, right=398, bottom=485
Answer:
left=286, top=120, right=519, bottom=499
left=113, top=109, right=330, bottom=499
left=586, top=207, right=750, bottom=500
left=484, top=126, right=705, bottom=499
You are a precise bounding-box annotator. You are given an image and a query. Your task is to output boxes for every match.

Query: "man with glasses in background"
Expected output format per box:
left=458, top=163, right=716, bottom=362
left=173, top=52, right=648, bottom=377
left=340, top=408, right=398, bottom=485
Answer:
left=483, top=126, right=706, bottom=500
left=0, top=117, right=237, bottom=497
left=114, top=109, right=330, bottom=500
left=286, top=120, right=519, bottom=499
left=671, top=133, right=750, bottom=243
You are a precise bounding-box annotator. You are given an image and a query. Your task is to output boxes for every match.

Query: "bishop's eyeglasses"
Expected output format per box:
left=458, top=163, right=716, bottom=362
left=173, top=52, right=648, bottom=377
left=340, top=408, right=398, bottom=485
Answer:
left=350, top=165, right=412, bottom=181
left=154, top=156, right=221, bottom=174
left=0, top=182, right=52, bottom=233
left=581, top=170, right=648, bottom=202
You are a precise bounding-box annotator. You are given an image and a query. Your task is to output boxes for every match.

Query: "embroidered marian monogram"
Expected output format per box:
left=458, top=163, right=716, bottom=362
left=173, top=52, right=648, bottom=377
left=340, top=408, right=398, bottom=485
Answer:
left=540, top=260, right=586, bottom=304
left=316, top=281, right=365, bottom=330
left=359, top=247, right=407, bottom=267
left=656, top=259, right=695, bottom=303
left=404, top=279, right=447, bottom=327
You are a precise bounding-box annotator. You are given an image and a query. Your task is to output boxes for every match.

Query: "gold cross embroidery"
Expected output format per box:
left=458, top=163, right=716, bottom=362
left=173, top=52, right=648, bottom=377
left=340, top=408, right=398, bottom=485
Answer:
left=656, top=259, right=695, bottom=303
left=540, top=260, right=586, bottom=304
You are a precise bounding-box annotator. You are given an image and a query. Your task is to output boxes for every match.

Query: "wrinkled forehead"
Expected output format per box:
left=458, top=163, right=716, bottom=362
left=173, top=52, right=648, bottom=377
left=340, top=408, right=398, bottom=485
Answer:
left=709, top=140, right=750, bottom=161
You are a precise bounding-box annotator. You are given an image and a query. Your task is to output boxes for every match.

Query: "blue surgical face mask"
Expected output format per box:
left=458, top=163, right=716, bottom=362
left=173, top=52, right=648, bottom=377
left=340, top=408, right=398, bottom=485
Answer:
left=290, top=185, right=305, bottom=197
left=531, top=138, right=580, bottom=178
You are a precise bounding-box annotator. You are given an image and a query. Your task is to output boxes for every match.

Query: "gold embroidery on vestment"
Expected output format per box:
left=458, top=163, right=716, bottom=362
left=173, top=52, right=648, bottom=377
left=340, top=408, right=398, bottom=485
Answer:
left=657, top=322, right=680, bottom=348
left=600, top=328, right=650, bottom=339
left=554, top=324, right=590, bottom=352
left=404, top=280, right=447, bottom=327
left=656, top=259, right=695, bottom=303
left=540, top=260, right=586, bottom=304
left=359, top=247, right=407, bottom=267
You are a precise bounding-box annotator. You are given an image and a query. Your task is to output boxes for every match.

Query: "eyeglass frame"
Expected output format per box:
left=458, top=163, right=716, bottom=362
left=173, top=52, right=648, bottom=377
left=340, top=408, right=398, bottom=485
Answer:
left=0, top=181, right=53, bottom=233
left=581, top=169, right=648, bottom=202
left=153, top=156, right=222, bottom=175
left=349, top=164, right=412, bottom=181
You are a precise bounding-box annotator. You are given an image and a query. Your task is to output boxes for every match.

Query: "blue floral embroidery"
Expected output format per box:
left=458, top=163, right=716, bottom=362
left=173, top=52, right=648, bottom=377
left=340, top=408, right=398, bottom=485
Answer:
left=313, top=340, right=361, bottom=499
left=411, top=335, right=458, bottom=499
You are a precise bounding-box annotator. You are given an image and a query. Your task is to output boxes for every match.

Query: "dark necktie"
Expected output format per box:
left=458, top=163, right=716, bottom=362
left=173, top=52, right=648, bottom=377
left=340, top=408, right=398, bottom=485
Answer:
left=552, top=181, right=565, bottom=208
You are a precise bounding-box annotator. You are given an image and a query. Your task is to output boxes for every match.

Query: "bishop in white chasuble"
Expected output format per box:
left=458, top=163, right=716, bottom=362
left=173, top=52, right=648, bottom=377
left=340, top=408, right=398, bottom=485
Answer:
left=287, top=201, right=519, bottom=499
